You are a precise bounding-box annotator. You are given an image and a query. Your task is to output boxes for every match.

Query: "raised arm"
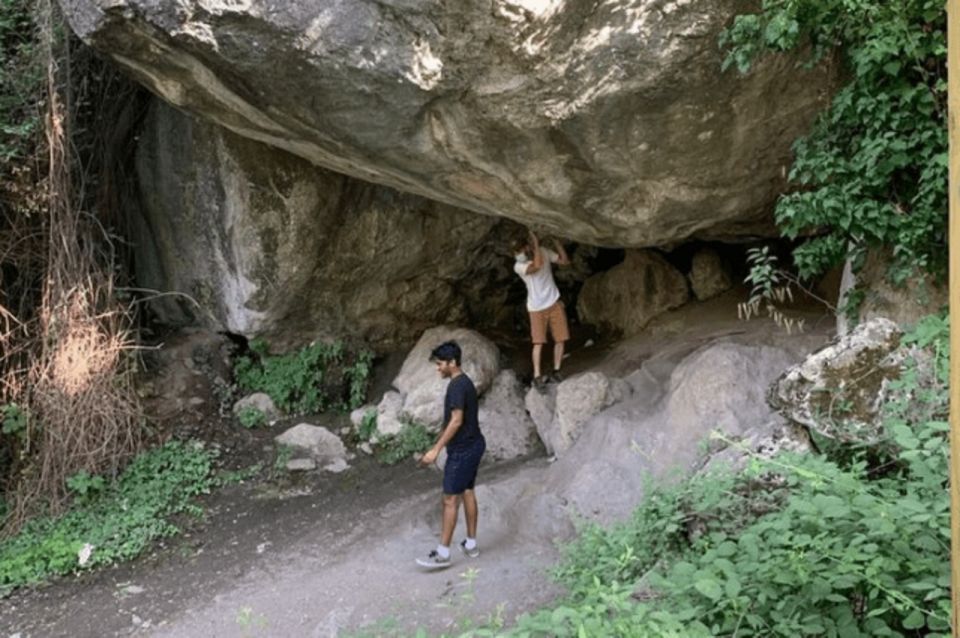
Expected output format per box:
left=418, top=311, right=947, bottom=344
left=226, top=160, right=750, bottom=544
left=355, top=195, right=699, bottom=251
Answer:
left=552, top=238, right=570, bottom=266
left=525, top=230, right=545, bottom=274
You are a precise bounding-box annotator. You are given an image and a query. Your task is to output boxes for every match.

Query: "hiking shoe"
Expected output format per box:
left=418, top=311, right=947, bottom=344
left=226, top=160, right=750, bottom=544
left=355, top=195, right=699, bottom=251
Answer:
left=532, top=375, right=548, bottom=391
left=459, top=539, right=480, bottom=558
left=416, top=549, right=451, bottom=570
left=549, top=370, right=563, bottom=383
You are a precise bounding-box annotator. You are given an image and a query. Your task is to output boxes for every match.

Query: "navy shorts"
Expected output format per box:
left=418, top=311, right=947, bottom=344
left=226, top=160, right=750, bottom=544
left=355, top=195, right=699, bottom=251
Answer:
left=443, top=437, right=486, bottom=495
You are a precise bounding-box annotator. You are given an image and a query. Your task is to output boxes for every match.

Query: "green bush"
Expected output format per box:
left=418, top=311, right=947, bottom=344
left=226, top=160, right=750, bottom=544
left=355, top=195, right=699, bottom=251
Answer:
left=237, top=406, right=266, bottom=429
left=0, top=440, right=216, bottom=594
left=721, top=0, right=946, bottom=285
left=468, top=316, right=951, bottom=637
left=233, top=339, right=373, bottom=414
left=0, top=0, right=43, bottom=164
left=376, top=422, right=433, bottom=466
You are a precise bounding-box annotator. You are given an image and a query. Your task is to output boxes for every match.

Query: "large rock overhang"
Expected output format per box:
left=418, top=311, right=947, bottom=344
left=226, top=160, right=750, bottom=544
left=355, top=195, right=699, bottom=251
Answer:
left=59, top=0, right=838, bottom=247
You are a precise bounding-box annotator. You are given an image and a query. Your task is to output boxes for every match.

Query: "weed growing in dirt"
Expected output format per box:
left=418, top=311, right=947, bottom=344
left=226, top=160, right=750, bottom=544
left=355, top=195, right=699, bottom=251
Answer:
left=0, top=440, right=216, bottom=594
left=356, top=409, right=377, bottom=442
left=271, top=445, right=294, bottom=479
left=375, top=421, right=433, bottom=466
left=235, top=606, right=268, bottom=636
left=233, top=339, right=373, bottom=414
left=237, top=406, right=266, bottom=429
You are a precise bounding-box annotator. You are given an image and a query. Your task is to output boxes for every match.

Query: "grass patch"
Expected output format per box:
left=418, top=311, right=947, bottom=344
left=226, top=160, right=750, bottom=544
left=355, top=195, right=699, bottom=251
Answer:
left=0, top=440, right=217, bottom=594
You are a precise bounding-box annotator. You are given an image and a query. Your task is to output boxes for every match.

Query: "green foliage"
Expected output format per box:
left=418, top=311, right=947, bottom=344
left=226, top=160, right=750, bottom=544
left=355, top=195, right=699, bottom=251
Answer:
left=64, top=471, right=105, bottom=505
left=237, top=406, right=266, bottom=429
left=0, top=402, right=26, bottom=438
left=721, top=0, right=947, bottom=283
left=347, top=350, right=374, bottom=412
left=466, top=316, right=950, bottom=637
left=0, top=440, right=216, bottom=593
left=233, top=339, right=373, bottom=414
left=357, top=409, right=377, bottom=442
left=0, top=0, right=42, bottom=163
left=376, top=422, right=433, bottom=466
left=272, top=444, right=293, bottom=478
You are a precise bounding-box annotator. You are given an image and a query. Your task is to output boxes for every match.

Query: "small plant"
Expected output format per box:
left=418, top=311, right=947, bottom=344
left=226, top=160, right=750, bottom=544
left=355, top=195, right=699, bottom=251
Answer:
left=235, top=606, right=268, bottom=637
left=376, top=421, right=433, bottom=466
left=0, top=403, right=27, bottom=439
left=737, top=246, right=836, bottom=332
left=237, top=406, right=266, bottom=429
left=65, top=470, right=106, bottom=505
left=271, top=444, right=294, bottom=479
left=357, top=409, right=377, bottom=442
left=346, top=349, right=374, bottom=411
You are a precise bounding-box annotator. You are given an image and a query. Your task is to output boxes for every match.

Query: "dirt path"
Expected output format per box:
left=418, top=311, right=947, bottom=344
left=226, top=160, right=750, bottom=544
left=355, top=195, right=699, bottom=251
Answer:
left=0, top=455, right=562, bottom=638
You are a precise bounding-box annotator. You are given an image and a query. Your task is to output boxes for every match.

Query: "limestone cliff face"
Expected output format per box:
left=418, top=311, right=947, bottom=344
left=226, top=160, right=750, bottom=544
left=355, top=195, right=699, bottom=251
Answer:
left=61, top=0, right=837, bottom=247
left=134, top=101, right=518, bottom=346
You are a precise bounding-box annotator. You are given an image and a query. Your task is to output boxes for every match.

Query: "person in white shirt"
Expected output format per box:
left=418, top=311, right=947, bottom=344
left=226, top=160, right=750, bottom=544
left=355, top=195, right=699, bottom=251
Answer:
left=511, top=229, right=571, bottom=387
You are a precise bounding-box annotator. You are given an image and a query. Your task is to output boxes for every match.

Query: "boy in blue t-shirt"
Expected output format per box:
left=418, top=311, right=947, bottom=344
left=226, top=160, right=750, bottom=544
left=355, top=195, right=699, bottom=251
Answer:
left=416, top=341, right=486, bottom=570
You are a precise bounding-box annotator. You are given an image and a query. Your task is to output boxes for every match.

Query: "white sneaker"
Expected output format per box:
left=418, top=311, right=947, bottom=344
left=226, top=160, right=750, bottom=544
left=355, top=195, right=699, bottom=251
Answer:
left=459, top=539, right=480, bottom=558
left=416, top=549, right=451, bottom=570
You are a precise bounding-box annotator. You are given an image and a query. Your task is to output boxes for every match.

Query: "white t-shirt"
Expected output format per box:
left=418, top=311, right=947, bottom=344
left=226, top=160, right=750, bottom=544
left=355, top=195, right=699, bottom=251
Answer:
left=514, top=247, right=561, bottom=312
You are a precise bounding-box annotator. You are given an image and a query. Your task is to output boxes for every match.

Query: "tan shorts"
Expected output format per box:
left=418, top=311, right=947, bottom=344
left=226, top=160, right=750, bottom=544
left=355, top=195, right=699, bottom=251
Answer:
left=529, top=301, right=570, bottom=345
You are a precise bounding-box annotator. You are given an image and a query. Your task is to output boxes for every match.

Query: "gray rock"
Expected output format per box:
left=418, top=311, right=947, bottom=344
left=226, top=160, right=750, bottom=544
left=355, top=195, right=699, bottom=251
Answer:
left=838, top=248, right=947, bottom=334
left=62, top=0, right=837, bottom=248
left=689, top=248, right=732, bottom=301
left=274, top=424, right=347, bottom=465
left=771, top=318, right=903, bottom=444
left=374, top=391, right=405, bottom=438
left=544, top=339, right=803, bottom=524
left=545, top=372, right=631, bottom=457
left=577, top=250, right=689, bottom=336
left=323, top=458, right=350, bottom=473
left=524, top=383, right=557, bottom=450
left=232, top=393, right=279, bottom=420
left=393, top=326, right=499, bottom=428
left=478, top=370, right=540, bottom=460
left=286, top=458, right=317, bottom=472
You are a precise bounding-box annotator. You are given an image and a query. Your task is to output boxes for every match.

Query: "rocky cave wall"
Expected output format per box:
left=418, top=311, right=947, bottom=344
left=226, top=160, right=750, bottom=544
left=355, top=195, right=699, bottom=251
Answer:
left=58, top=0, right=845, bottom=348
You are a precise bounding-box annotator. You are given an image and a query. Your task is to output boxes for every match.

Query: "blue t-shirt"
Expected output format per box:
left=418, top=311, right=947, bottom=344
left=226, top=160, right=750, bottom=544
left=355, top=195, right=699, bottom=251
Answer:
left=444, top=374, right=482, bottom=452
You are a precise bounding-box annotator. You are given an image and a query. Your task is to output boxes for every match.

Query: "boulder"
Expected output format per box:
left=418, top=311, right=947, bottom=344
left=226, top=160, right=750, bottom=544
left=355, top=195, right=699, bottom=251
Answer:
left=232, top=393, right=279, bottom=421
left=544, top=372, right=631, bottom=457
left=770, top=318, right=903, bottom=444
left=274, top=423, right=347, bottom=466
left=689, top=248, right=732, bottom=301
left=478, top=370, right=540, bottom=460
left=63, top=0, right=837, bottom=247
left=374, top=391, right=405, bottom=438
left=393, top=327, right=500, bottom=429
left=837, top=248, right=947, bottom=335
left=545, top=339, right=803, bottom=524
left=577, top=250, right=689, bottom=336
left=524, top=383, right=557, bottom=450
